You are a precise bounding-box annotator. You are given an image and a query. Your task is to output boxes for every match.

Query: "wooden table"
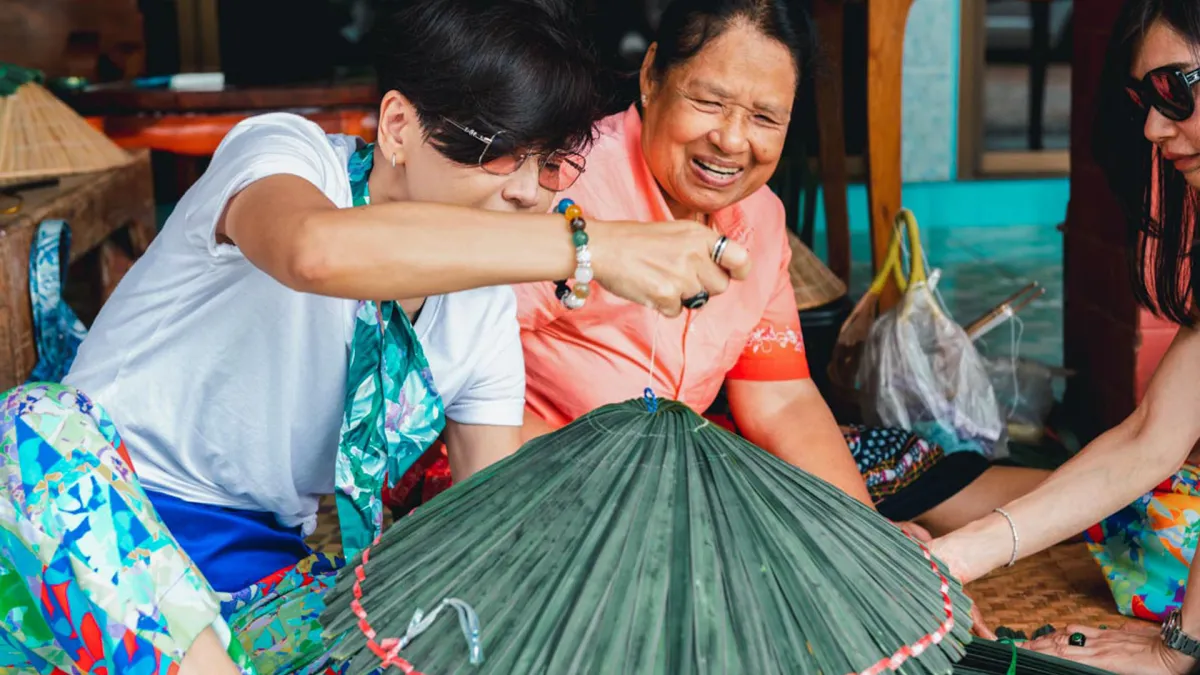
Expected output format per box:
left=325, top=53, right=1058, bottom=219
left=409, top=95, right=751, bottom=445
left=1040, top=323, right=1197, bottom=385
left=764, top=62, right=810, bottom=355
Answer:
left=0, top=150, right=156, bottom=389
left=62, top=81, right=378, bottom=201
left=60, top=80, right=378, bottom=116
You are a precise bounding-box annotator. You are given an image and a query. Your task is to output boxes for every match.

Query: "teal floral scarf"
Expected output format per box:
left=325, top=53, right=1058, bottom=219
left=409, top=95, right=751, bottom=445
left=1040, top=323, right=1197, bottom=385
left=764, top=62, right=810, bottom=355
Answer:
left=336, top=143, right=445, bottom=559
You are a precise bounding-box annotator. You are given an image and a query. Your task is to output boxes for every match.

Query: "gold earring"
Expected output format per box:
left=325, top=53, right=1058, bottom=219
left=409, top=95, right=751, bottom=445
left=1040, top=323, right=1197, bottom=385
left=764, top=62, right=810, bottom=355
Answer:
left=391, top=154, right=397, bottom=168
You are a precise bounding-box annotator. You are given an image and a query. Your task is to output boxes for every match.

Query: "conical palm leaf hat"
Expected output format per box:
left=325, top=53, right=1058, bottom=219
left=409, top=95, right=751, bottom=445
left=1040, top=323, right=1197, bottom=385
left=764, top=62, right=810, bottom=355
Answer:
left=789, top=229, right=848, bottom=311
left=321, top=398, right=975, bottom=675
left=0, top=65, right=130, bottom=183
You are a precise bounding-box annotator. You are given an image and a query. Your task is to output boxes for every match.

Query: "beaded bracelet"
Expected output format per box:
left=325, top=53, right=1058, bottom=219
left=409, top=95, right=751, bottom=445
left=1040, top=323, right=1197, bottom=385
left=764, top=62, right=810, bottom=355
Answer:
left=552, top=198, right=592, bottom=310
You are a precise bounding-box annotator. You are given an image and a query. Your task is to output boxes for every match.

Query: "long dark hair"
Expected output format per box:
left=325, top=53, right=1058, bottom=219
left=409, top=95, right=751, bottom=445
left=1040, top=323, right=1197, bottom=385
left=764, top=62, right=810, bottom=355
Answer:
left=368, top=0, right=601, bottom=164
left=649, top=0, right=816, bottom=92
left=1097, top=0, right=1200, bottom=325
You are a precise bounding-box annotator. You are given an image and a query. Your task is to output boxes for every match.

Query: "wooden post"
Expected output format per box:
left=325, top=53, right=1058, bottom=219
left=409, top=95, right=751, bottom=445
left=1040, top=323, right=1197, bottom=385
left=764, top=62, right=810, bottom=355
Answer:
left=866, top=0, right=915, bottom=310
left=811, top=0, right=852, bottom=286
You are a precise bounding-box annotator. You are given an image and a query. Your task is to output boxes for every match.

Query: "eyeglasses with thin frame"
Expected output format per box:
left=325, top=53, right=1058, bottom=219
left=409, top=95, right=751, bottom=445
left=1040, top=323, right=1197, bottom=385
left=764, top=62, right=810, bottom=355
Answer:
left=440, top=117, right=586, bottom=192
left=1126, top=64, right=1200, bottom=122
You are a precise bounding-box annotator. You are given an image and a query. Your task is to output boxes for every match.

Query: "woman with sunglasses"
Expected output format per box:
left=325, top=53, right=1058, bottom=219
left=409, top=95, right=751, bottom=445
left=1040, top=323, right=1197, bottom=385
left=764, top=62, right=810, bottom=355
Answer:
left=0, top=1, right=750, bottom=673
left=930, top=1, right=1200, bottom=673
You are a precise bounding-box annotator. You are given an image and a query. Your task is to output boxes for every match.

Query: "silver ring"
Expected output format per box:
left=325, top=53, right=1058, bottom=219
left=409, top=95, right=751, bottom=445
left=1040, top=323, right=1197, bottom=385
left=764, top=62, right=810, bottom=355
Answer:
left=711, top=235, right=729, bottom=265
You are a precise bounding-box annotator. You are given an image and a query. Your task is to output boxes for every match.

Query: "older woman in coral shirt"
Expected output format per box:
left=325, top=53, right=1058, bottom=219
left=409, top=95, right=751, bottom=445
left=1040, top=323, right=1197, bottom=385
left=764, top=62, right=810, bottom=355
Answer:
left=515, top=0, right=1047, bottom=533
left=518, top=0, right=865, bottom=497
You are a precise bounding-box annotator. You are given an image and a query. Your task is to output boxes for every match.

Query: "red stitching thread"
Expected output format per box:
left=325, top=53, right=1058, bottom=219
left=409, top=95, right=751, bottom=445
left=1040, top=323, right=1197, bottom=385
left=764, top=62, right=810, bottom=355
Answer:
left=351, top=537, right=424, bottom=673
left=854, top=540, right=957, bottom=675
left=350, top=537, right=954, bottom=675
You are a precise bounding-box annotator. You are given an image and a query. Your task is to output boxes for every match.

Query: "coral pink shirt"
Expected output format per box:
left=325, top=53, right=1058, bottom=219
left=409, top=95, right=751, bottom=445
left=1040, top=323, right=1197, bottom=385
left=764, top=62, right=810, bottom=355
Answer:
left=515, top=106, right=810, bottom=429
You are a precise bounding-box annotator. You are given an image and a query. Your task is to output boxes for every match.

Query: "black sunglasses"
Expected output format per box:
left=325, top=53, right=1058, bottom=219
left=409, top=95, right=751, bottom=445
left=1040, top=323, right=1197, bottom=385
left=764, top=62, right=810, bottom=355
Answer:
left=1127, top=65, right=1200, bottom=122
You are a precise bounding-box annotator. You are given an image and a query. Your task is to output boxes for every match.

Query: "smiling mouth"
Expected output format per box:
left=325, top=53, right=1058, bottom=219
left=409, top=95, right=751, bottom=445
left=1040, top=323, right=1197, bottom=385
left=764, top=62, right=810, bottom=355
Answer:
left=693, top=158, right=743, bottom=178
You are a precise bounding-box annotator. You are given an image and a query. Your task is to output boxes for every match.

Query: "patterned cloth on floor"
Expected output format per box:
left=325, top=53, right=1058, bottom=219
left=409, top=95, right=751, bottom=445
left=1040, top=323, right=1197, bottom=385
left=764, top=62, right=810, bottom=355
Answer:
left=1085, top=464, right=1200, bottom=621
left=0, top=383, right=257, bottom=674
left=0, top=384, right=387, bottom=674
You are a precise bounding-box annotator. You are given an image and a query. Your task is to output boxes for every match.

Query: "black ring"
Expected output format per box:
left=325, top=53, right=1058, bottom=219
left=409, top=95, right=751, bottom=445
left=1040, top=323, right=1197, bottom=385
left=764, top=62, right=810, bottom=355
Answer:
left=683, top=291, right=709, bottom=310
left=1068, top=632, right=1086, bottom=647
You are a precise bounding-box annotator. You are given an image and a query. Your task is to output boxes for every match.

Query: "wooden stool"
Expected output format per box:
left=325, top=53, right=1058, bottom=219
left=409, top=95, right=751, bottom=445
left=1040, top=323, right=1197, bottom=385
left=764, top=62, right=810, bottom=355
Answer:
left=0, top=150, right=156, bottom=389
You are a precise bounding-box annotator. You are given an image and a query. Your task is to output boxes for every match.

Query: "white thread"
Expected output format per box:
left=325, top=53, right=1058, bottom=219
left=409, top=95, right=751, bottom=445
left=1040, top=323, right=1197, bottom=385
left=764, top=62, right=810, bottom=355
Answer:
left=1006, top=314, right=1025, bottom=419
left=646, top=312, right=661, bottom=393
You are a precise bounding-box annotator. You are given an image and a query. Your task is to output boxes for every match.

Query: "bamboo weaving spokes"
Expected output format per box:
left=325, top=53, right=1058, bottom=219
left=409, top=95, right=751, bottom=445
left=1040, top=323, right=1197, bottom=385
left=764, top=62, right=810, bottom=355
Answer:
left=954, top=639, right=1116, bottom=675
left=321, top=399, right=974, bottom=675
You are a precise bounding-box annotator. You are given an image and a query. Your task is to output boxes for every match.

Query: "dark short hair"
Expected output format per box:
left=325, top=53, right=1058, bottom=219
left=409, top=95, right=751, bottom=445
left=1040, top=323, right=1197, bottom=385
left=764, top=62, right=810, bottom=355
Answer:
left=369, top=0, right=601, bottom=164
left=1096, top=0, right=1200, bottom=325
left=650, top=0, right=815, bottom=91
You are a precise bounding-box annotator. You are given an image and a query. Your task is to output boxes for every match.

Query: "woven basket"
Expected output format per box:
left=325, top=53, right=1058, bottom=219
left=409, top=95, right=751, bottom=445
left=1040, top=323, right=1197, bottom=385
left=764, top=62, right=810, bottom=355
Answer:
left=0, top=81, right=131, bottom=183
left=788, top=229, right=847, bottom=311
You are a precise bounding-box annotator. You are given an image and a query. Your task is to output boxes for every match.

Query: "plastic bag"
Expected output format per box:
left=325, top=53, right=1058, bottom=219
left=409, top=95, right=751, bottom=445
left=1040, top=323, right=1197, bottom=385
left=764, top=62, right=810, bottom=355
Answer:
left=985, top=356, right=1065, bottom=444
left=856, top=210, right=1004, bottom=456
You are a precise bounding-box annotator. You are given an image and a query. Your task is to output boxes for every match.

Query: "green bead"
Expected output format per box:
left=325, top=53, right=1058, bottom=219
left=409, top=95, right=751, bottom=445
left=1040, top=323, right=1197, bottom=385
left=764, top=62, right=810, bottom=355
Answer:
left=1068, top=632, right=1086, bottom=647
left=572, top=230, right=589, bottom=247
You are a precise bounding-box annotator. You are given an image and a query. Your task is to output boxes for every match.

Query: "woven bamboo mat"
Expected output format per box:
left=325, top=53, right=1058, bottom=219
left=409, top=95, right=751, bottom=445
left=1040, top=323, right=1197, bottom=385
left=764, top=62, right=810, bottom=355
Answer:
left=966, top=542, right=1148, bottom=634
left=308, top=498, right=1143, bottom=635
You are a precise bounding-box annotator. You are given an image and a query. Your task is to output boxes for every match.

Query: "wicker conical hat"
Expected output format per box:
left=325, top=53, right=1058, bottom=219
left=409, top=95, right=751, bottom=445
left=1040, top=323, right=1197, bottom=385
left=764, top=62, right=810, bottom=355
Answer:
left=787, top=229, right=848, bottom=310
left=0, top=75, right=130, bottom=183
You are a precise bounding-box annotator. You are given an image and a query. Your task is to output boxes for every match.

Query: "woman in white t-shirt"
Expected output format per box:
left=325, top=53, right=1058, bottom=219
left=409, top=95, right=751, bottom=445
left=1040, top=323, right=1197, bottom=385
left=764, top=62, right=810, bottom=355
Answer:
left=0, top=1, right=749, bottom=673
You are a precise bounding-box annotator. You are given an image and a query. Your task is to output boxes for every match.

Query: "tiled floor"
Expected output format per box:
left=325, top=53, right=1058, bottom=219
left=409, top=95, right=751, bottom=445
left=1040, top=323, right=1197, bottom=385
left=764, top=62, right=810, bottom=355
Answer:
left=826, top=222, right=1064, bottom=368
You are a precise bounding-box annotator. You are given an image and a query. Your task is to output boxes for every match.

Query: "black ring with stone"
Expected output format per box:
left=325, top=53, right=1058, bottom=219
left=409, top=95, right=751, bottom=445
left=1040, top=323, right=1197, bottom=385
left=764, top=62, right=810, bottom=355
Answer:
left=682, top=291, right=709, bottom=310
left=1068, top=632, right=1086, bottom=647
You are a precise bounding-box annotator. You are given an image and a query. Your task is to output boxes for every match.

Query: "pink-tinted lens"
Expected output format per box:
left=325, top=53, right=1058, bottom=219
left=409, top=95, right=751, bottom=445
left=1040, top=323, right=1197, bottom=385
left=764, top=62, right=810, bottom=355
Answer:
left=480, top=153, right=522, bottom=175
left=540, top=153, right=585, bottom=191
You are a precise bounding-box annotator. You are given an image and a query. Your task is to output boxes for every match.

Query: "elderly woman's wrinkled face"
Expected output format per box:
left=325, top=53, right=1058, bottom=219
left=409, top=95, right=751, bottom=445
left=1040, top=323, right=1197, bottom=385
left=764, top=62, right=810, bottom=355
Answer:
left=639, top=21, right=796, bottom=220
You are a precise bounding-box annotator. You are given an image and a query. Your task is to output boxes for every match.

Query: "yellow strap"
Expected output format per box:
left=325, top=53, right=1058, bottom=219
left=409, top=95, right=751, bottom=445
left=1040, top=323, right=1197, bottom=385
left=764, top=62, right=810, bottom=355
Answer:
left=896, top=208, right=926, bottom=285
left=868, top=225, right=908, bottom=294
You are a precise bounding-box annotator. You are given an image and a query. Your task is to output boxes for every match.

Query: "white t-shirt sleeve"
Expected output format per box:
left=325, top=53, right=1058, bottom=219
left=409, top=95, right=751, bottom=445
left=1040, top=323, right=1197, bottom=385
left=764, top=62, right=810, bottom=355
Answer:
left=444, top=290, right=526, bottom=427
left=180, top=113, right=340, bottom=259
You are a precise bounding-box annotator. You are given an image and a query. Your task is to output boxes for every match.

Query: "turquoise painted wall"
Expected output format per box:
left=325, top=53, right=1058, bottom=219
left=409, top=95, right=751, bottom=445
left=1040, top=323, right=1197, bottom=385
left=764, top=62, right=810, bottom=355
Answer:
left=808, top=0, right=1069, bottom=238
left=902, top=0, right=960, bottom=181
left=807, top=178, right=1070, bottom=233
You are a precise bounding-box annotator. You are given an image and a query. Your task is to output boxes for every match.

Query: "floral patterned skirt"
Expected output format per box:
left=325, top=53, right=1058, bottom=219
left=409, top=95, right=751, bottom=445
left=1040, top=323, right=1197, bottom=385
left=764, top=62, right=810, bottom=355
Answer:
left=1085, top=465, right=1200, bottom=621
left=0, top=383, right=358, bottom=675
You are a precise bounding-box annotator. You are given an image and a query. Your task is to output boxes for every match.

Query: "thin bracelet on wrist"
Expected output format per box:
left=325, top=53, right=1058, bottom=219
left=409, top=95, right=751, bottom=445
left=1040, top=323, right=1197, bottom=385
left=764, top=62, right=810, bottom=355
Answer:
left=994, top=507, right=1019, bottom=567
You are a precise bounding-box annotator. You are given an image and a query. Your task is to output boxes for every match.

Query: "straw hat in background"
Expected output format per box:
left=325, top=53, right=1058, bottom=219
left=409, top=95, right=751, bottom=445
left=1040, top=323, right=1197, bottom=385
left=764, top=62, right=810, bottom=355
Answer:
left=787, top=229, right=848, bottom=310
left=0, top=64, right=130, bottom=185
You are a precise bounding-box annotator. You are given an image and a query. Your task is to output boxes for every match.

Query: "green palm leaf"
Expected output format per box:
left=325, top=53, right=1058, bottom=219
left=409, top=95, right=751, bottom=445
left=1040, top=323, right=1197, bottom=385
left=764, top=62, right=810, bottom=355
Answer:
left=322, top=398, right=978, bottom=674
left=955, top=640, right=1115, bottom=675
